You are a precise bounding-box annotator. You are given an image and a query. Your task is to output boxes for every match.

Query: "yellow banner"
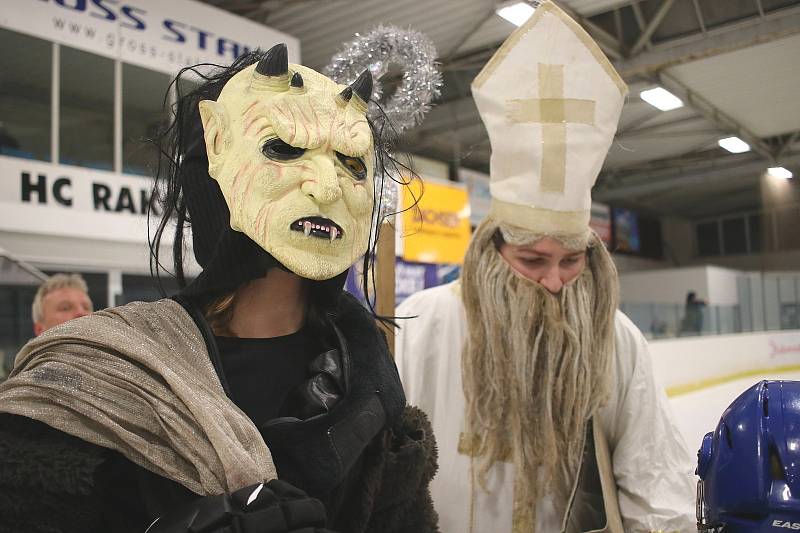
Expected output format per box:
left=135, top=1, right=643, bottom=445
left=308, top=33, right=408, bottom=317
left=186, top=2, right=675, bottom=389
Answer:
left=400, top=179, right=471, bottom=264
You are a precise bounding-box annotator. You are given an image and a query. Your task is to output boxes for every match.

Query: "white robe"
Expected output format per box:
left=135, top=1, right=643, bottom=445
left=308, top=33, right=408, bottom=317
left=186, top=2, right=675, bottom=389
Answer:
left=395, top=281, right=696, bottom=533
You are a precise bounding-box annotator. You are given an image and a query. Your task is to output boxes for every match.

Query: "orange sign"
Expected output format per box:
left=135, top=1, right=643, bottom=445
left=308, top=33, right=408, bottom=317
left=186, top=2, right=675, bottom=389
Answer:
left=399, top=178, right=471, bottom=264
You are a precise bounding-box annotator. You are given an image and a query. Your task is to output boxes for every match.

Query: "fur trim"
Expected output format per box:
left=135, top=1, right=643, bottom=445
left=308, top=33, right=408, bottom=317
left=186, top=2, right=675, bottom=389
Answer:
left=0, top=414, right=106, bottom=532
left=367, top=405, right=440, bottom=533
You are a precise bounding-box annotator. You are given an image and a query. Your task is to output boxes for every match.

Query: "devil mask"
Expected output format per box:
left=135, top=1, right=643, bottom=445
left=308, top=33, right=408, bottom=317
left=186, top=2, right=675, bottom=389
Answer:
left=197, top=44, right=375, bottom=281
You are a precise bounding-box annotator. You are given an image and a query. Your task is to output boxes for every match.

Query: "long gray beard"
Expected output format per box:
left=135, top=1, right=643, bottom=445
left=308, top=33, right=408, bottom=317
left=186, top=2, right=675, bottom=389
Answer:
left=461, top=218, right=618, bottom=529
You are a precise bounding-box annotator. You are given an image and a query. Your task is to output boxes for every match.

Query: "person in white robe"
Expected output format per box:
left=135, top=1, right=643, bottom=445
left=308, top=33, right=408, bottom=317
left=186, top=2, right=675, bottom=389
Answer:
left=395, top=2, right=697, bottom=532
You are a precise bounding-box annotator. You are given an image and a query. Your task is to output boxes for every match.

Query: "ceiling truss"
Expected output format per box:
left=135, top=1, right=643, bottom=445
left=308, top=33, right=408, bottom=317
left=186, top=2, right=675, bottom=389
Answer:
left=202, top=0, right=800, bottom=219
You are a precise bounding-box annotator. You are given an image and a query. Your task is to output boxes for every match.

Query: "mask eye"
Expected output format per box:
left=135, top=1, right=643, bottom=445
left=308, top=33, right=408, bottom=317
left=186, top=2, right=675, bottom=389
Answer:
left=336, top=152, right=367, bottom=180
left=262, top=138, right=305, bottom=161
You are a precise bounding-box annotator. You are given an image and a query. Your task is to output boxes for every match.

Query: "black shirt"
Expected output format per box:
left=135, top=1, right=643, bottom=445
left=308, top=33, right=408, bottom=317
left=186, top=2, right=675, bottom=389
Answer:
left=215, top=328, right=324, bottom=427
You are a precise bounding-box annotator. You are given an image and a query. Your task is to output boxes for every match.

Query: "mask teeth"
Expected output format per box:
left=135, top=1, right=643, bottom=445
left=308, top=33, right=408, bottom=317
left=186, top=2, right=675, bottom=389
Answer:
left=303, top=220, right=312, bottom=237
left=330, top=227, right=338, bottom=241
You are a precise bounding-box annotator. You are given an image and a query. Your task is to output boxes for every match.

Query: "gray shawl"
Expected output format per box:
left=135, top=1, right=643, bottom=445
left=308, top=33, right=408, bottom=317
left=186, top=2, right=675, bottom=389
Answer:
left=0, top=299, right=276, bottom=495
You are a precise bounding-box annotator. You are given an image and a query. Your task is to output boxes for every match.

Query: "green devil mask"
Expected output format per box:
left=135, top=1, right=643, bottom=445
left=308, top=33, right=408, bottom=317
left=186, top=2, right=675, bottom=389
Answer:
left=198, top=44, right=375, bottom=281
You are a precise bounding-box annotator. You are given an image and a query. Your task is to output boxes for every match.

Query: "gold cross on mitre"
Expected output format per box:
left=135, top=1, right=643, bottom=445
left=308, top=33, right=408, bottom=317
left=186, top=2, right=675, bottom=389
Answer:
left=507, top=63, right=596, bottom=194
left=471, top=0, right=626, bottom=237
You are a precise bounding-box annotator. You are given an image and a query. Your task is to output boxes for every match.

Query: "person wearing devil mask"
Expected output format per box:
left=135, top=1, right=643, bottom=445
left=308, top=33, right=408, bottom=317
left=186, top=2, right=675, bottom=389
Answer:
left=0, top=44, right=438, bottom=533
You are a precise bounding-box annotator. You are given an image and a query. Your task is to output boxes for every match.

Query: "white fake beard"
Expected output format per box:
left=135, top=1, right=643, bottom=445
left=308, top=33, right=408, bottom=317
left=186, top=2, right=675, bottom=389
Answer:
left=460, top=218, right=618, bottom=528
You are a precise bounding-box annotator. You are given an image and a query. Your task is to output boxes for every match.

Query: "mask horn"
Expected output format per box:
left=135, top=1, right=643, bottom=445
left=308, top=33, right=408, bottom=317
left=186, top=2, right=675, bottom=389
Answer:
left=255, top=43, right=288, bottom=77
left=350, top=69, right=373, bottom=103
left=290, top=72, right=304, bottom=88
left=251, top=43, right=290, bottom=91
left=338, top=86, right=353, bottom=103
left=337, top=70, right=372, bottom=111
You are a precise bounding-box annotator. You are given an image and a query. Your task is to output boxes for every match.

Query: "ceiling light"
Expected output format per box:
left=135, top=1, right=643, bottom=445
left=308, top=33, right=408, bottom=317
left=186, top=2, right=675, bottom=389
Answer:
left=639, top=87, right=683, bottom=111
left=718, top=136, right=751, bottom=154
left=768, top=166, right=793, bottom=179
left=496, top=2, right=536, bottom=26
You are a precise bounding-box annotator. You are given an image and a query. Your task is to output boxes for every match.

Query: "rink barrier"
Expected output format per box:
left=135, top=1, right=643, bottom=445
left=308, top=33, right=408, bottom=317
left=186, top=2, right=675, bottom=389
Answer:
left=665, top=364, right=800, bottom=397
left=649, top=329, right=800, bottom=398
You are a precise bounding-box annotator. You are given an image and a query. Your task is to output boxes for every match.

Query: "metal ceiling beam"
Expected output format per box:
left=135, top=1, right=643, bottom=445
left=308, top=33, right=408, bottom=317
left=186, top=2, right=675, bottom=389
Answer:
left=442, top=0, right=643, bottom=74
left=617, top=109, right=664, bottom=135
left=631, top=1, right=646, bottom=31
left=677, top=186, right=760, bottom=216
left=691, top=0, right=706, bottom=35
left=657, top=71, right=775, bottom=161
left=755, top=0, right=766, bottom=19
left=554, top=2, right=624, bottom=59
left=616, top=5, right=800, bottom=78
left=617, top=115, right=708, bottom=139
left=604, top=150, right=751, bottom=179
left=678, top=136, right=723, bottom=156
left=618, top=128, right=720, bottom=142
left=443, top=4, right=800, bottom=109
left=777, top=131, right=800, bottom=159
left=595, top=152, right=800, bottom=201
left=569, top=0, right=643, bottom=18
left=587, top=28, right=624, bottom=60
left=442, top=7, right=497, bottom=60
left=638, top=178, right=757, bottom=216
left=630, top=0, right=676, bottom=55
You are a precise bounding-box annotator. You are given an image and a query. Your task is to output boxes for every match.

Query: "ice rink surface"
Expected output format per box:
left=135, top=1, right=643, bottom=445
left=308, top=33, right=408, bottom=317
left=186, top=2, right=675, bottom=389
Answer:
left=669, top=370, right=800, bottom=456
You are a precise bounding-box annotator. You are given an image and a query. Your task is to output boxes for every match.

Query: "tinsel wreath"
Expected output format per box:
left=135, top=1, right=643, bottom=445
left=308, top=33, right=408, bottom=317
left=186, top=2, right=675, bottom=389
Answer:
left=324, top=25, right=442, bottom=134
left=324, top=25, right=442, bottom=220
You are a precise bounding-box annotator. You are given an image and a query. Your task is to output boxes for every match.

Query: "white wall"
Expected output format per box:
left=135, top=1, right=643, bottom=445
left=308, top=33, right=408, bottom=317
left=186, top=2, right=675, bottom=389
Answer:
left=705, top=266, right=741, bottom=305
left=619, top=266, right=710, bottom=305
left=619, top=264, right=742, bottom=305
left=699, top=250, right=800, bottom=271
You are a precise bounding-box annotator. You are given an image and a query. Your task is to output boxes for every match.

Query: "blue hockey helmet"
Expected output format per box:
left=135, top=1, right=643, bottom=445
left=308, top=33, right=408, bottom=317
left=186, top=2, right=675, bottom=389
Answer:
left=696, top=380, right=800, bottom=532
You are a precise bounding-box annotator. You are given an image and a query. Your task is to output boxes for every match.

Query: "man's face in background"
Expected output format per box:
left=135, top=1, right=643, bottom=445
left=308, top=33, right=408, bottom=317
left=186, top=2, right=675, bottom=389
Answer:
left=33, top=287, right=93, bottom=336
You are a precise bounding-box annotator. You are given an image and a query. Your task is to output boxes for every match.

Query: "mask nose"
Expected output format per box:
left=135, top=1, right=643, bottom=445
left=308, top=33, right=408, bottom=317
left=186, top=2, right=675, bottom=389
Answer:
left=301, top=156, right=342, bottom=205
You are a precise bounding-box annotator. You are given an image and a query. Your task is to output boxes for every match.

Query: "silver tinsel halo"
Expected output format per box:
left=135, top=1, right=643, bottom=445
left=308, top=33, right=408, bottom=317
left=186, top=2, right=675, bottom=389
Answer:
left=381, top=177, right=398, bottom=223
left=324, top=25, right=443, bottom=134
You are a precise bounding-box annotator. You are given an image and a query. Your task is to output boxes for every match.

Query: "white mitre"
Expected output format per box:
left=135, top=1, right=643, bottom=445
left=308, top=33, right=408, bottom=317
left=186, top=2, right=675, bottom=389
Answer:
left=472, top=0, right=627, bottom=236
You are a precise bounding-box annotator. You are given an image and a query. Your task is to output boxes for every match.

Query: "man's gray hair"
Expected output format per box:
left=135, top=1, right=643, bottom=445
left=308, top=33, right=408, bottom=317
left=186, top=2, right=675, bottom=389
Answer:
left=32, top=273, right=90, bottom=323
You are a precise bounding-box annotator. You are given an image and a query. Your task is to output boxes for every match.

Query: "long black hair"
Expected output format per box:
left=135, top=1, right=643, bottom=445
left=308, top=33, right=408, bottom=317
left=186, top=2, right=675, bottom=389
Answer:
left=147, top=50, right=421, bottom=324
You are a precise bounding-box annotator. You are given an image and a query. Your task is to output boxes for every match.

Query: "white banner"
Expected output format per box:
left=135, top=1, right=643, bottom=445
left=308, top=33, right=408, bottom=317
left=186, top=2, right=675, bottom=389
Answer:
left=0, top=155, right=158, bottom=243
left=0, top=0, right=300, bottom=74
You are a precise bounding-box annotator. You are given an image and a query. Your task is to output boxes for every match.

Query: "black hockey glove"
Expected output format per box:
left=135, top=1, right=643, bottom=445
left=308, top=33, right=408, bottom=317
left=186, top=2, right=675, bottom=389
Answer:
left=145, top=479, right=336, bottom=533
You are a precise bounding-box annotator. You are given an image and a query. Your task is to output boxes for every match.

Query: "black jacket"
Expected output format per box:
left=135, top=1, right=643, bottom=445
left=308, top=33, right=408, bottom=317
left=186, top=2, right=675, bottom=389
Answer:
left=0, top=292, right=438, bottom=533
